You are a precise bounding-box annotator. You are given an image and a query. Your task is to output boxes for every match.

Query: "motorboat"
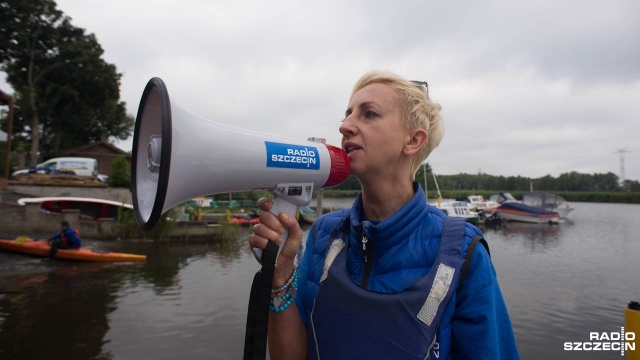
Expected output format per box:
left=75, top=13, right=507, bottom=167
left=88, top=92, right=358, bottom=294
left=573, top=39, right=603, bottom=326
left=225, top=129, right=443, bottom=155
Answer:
left=456, top=195, right=500, bottom=212
left=522, top=192, right=574, bottom=219
left=434, top=200, right=481, bottom=224
left=428, top=171, right=481, bottom=224
left=487, top=192, right=560, bottom=224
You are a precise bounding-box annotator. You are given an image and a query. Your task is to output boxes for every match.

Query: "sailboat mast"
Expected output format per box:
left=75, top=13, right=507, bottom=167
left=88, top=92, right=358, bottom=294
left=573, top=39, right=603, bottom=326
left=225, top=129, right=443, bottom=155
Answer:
left=431, top=171, right=442, bottom=200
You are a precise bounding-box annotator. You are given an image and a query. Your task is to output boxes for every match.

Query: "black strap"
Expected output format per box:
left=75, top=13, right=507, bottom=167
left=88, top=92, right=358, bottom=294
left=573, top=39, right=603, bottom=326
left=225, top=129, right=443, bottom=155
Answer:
left=456, top=235, right=490, bottom=294
left=243, top=240, right=279, bottom=360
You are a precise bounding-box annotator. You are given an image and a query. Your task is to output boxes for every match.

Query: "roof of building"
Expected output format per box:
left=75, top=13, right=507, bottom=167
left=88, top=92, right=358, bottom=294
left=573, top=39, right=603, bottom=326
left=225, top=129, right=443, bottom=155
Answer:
left=64, top=140, right=130, bottom=157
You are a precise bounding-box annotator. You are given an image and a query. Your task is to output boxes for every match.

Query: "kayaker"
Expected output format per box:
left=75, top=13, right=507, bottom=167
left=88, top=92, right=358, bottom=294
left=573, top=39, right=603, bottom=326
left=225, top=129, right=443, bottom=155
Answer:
left=48, top=221, right=81, bottom=257
left=249, top=70, right=520, bottom=359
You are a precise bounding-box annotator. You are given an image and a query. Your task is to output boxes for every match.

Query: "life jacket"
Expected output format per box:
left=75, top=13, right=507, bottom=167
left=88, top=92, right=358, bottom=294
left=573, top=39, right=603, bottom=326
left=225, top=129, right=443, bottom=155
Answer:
left=308, top=216, right=467, bottom=360
left=61, top=228, right=81, bottom=248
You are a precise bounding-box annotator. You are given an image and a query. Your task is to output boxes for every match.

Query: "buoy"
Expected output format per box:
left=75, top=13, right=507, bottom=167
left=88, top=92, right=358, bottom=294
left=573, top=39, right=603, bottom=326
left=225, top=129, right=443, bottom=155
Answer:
left=626, top=301, right=639, bottom=360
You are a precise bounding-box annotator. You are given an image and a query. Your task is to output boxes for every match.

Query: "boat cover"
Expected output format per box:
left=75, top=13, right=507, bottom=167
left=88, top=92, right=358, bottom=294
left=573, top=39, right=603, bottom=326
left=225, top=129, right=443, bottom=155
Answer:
left=499, top=202, right=559, bottom=215
left=522, top=192, right=566, bottom=211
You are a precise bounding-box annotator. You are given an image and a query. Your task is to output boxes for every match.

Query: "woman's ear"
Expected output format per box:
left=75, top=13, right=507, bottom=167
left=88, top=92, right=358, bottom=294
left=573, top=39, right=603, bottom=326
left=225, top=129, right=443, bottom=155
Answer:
left=404, top=128, right=428, bottom=155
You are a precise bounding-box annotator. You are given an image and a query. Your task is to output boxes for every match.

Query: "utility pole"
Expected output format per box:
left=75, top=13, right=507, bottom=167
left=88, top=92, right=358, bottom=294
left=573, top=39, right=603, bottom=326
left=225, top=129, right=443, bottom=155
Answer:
left=615, top=148, right=630, bottom=183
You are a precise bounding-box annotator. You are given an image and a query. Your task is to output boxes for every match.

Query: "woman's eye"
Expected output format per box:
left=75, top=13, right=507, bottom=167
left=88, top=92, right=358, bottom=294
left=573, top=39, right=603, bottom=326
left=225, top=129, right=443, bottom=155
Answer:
left=341, top=110, right=353, bottom=122
left=364, top=110, right=378, bottom=118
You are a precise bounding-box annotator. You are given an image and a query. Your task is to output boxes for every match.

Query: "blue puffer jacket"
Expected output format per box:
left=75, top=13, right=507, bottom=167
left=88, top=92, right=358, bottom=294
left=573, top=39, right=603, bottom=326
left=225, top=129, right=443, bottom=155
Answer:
left=50, top=226, right=81, bottom=249
left=295, top=183, right=520, bottom=359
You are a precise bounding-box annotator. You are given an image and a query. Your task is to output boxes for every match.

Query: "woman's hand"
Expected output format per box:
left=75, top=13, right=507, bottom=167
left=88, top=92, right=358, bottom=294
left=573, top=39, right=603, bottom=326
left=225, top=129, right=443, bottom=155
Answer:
left=248, top=198, right=303, bottom=285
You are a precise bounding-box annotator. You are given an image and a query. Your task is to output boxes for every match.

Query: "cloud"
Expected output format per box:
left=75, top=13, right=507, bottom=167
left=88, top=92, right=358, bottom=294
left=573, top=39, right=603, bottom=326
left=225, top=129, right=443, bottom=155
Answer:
left=2, top=0, right=639, bottom=181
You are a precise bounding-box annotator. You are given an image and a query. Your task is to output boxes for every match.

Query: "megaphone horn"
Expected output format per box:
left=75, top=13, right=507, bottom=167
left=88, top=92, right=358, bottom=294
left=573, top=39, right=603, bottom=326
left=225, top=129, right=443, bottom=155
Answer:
left=132, top=77, right=350, bottom=253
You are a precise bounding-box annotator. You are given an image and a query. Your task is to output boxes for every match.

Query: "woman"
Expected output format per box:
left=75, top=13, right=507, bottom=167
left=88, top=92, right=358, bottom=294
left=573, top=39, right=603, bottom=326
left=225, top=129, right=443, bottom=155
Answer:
left=249, top=70, right=520, bottom=359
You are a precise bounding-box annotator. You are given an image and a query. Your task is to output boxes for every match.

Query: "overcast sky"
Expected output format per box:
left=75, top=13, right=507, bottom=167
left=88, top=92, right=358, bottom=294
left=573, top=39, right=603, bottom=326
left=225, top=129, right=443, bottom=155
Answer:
left=2, top=0, right=639, bottom=181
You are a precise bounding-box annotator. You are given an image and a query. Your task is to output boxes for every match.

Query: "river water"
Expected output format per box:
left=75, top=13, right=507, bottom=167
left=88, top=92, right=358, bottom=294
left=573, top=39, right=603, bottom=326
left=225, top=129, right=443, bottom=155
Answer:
left=0, top=200, right=639, bottom=360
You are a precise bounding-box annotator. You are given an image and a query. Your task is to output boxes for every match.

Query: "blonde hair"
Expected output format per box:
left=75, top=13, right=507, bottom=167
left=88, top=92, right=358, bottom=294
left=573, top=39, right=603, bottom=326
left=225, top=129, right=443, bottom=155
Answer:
left=351, top=70, right=444, bottom=179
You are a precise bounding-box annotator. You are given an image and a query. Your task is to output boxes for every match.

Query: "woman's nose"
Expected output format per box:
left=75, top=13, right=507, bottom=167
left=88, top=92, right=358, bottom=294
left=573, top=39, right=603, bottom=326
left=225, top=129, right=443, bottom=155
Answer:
left=339, top=114, right=356, bottom=136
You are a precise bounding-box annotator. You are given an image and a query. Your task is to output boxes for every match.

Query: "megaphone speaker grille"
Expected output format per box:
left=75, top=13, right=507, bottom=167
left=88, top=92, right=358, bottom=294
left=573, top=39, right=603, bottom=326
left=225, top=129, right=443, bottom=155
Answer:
left=131, top=77, right=173, bottom=230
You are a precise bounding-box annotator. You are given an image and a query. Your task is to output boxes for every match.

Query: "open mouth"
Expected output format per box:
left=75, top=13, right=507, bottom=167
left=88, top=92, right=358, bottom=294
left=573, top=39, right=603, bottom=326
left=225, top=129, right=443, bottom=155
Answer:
left=344, top=142, right=362, bottom=155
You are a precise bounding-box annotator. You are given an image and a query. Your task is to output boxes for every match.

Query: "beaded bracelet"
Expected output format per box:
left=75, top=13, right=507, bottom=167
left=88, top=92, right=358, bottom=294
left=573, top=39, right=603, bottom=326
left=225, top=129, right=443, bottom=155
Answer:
left=270, top=268, right=300, bottom=312
left=271, top=267, right=299, bottom=294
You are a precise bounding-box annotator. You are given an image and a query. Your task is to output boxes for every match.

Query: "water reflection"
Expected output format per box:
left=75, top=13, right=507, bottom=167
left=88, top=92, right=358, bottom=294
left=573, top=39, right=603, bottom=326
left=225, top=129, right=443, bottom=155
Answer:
left=0, top=238, right=247, bottom=360
left=0, top=262, right=125, bottom=360
left=102, top=237, right=259, bottom=360
left=482, top=221, right=563, bottom=252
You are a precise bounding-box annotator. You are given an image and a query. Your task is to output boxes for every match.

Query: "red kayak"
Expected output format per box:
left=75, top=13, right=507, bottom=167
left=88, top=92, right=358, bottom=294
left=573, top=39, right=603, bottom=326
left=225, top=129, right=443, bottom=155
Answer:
left=228, top=212, right=260, bottom=226
left=0, top=239, right=146, bottom=262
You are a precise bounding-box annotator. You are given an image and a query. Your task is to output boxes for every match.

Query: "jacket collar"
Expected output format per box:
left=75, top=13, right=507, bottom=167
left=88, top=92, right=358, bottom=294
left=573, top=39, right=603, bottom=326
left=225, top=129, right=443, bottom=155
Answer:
left=346, top=182, right=428, bottom=251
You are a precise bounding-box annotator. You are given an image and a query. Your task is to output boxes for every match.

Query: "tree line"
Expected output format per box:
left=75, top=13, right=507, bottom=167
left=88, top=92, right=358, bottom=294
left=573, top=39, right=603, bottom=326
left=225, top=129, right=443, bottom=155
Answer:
left=331, top=164, right=640, bottom=193
left=0, top=0, right=133, bottom=167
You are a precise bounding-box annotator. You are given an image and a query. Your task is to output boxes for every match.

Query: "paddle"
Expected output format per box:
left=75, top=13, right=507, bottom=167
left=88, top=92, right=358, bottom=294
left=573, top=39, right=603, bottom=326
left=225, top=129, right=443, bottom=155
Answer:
left=14, top=236, right=33, bottom=244
left=14, top=236, right=48, bottom=244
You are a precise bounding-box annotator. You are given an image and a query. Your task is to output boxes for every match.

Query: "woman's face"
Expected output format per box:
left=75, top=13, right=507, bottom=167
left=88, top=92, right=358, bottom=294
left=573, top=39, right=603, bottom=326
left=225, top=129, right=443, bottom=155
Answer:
left=339, top=83, right=410, bottom=180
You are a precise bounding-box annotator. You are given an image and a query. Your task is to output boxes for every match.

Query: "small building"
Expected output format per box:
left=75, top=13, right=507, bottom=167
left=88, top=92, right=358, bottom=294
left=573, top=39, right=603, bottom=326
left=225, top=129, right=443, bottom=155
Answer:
left=64, top=141, right=130, bottom=176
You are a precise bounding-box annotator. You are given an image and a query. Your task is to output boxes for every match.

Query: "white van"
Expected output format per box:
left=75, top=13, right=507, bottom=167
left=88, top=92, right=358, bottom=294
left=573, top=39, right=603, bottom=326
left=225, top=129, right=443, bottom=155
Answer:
left=12, top=157, right=99, bottom=177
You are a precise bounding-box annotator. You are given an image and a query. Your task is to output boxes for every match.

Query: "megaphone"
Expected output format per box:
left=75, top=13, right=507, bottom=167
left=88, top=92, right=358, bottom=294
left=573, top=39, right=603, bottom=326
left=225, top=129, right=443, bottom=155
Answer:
left=132, top=77, right=350, bottom=256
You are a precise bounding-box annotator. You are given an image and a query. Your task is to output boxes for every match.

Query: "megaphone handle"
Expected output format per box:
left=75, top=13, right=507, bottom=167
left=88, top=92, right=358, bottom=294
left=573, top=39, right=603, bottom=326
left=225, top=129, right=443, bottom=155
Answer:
left=270, top=197, right=299, bottom=259
left=252, top=197, right=299, bottom=262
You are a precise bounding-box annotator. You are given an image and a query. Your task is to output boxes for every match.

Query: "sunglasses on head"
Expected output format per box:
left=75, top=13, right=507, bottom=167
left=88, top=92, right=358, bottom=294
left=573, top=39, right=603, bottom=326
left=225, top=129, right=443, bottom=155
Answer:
left=410, top=80, right=429, bottom=98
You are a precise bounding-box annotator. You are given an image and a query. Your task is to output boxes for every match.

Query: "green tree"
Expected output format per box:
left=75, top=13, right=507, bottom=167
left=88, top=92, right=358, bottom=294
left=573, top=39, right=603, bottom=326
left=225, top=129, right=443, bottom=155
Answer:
left=0, top=0, right=133, bottom=165
left=109, top=156, right=130, bottom=188
left=622, top=179, right=640, bottom=192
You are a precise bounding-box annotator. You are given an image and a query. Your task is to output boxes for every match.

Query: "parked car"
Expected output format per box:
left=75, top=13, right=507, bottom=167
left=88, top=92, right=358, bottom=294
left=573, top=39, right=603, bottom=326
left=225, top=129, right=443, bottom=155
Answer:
left=12, top=157, right=99, bottom=177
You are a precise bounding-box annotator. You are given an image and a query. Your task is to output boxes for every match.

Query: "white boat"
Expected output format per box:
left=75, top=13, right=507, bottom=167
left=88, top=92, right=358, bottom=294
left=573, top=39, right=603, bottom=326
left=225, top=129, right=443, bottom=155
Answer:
left=522, top=192, right=574, bottom=219
left=18, top=196, right=133, bottom=220
left=453, top=195, right=501, bottom=223
left=436, top=200, right=481, bottom=224
left=428, top=171, right=481, bottom=224
left=458, top=195, right=500, bottom=212
left=487, top=192, right=560, bottom=224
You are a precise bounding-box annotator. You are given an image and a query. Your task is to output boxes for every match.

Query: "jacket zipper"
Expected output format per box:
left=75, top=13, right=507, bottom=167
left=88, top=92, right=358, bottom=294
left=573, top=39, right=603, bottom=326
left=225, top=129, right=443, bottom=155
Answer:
left=361, top=233, right=372, bottom=287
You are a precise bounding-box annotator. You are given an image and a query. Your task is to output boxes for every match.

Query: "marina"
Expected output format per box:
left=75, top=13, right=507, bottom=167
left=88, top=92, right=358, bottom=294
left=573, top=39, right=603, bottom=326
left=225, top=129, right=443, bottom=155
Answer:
left=0, top=200, right=638, bottom=359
